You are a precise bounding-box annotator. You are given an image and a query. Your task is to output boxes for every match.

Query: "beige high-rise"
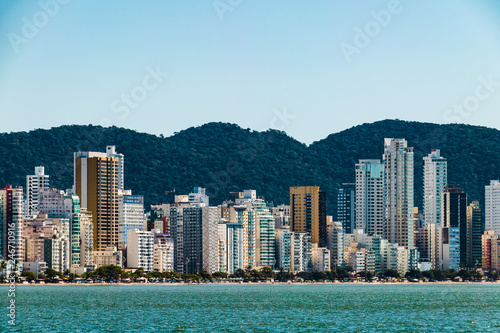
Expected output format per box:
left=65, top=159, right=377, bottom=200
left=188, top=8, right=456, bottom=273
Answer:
left=74, top=150, right=119, bottom=251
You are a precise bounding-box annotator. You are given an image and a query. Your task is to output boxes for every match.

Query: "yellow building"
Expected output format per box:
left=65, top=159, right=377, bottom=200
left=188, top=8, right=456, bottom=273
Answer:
left=289, top=186, right=327, bottom=247
left=74, top=148, right=120, bottom=251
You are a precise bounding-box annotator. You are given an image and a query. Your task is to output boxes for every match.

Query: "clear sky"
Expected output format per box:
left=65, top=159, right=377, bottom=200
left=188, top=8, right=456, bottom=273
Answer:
left=1, top=0, right=499, bottom=144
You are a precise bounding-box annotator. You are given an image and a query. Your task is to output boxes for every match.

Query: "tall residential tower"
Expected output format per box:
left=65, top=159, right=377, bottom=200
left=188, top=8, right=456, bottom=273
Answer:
left=423, top=150, right=447, bottom=227
left=355, top=160, right=384, bottom=236
left=383, top=138, right=415, bottom=249
left=74, top=147, right=120, bottom=251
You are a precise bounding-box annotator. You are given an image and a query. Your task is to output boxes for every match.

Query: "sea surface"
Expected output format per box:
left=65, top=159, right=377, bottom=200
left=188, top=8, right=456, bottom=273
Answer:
left=1, top=283, right=500, bottom=332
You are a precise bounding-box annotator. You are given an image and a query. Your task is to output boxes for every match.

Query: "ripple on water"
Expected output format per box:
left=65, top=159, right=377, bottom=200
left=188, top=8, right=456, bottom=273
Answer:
left=2, top=284, right=500, bottom=332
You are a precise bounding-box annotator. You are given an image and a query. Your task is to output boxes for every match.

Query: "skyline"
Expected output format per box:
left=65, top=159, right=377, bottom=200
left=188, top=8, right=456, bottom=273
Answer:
left=0, top=0, right=499, bottom=144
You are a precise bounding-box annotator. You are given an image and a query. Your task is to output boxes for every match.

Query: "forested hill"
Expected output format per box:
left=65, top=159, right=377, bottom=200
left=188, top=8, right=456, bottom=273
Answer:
left=1, top=120, right=499, bottom=216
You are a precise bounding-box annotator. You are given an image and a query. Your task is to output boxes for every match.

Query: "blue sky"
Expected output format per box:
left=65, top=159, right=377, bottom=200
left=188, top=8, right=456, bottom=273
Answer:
left=1, top=0, right=499, bottom=144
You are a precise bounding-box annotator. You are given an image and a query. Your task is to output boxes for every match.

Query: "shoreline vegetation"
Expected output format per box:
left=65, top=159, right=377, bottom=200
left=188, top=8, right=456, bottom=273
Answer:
left=14, top=265, right=499, bottom=287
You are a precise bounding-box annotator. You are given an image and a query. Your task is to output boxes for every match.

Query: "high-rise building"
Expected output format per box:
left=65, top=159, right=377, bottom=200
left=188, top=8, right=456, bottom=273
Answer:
left=0, top=186, right=24, bottom=266
left=169, top=206, right=203, bottom=274
left=26, top=166, right=50, bottom=217
left=74, top=147, right=120, bottom=251
left=202, top=206, right=220, bottom=274
left=105, top=146, right=125, bottom=191
left=218, top=222, right=244, bottom=274
left=118, top=190, right=144, bottom=250
left=467, top=201, right=484, bottom=268
left=153, top=233, right=174, bottom=272
left=39, top=188, right=81, bottom=267
left=24, top=216, right=70, bottom=272
left=222, top=203, right=256, bottom=268
left=337, top=183, right=355, bottom=234
left=355, top=160, right=384, bottom=235
left=481, top=229, right=499, bottom=270
left=311, top=244, right=330, bottom=272
left=383, top=138, right=414, bottom=249
left=485, top=180, right=500, bottom=235
left=386, top=243, right=409, bottom=276
left=252, top=199, right=276, bottom=268
left=271, top=205, right=290, bottom=229
left=127, top=229, right=154, bottom=271
left=442, top=227, right=460, bottom=271
left=290, top=232, right=312, bottom=273
left=372, top=236, right=388, bottom=274
left=416, top=223, right=440, bottom=269
left=423, top=150, right=447, bottom=227
left=290, top=186, right=327, bottom=247
left=327, top=221, right=344, bottom=268
left=442, top=185, right=467, bottom=267
left=275, top=228, right=292, bottom=271
left=80, top=210, right=94, bottom=267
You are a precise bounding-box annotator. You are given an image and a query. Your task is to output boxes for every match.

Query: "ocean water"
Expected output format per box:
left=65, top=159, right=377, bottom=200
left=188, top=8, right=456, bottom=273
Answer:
left=1, top=284, right=500, bottom=332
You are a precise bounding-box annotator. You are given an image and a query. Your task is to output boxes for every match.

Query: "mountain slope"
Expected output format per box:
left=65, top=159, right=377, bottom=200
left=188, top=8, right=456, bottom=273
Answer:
left=0, top=120, right=499, bottom=216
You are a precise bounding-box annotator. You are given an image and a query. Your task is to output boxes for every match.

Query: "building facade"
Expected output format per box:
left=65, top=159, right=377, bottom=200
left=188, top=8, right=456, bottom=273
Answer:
left=355, top=160, right=384, bottom=235
left=290, top=186, right=327, bottom=247
left=26, top=166, right=50, bottom=217
left=383, top=138, right=415, bottom=249
left=485, top=180, right=500, bottom=235
left=337, top=183, right=355, bottom=234
left=423, top=150, right=447, bottom=227
left=74, top=148, right=120, bottom=251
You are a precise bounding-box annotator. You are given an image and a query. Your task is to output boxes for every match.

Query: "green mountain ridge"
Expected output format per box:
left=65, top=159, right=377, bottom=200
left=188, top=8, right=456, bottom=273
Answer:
left=1, top=119, right=499, bottom=216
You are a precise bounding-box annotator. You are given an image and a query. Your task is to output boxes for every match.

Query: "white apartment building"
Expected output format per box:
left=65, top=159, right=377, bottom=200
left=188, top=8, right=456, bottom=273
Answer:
left=423, top=150, right=447, bottom=226
left=118, top=190, right=145, bottom=250
left=26, top=166, right=50, bottom=217
left=153, top=233, right=174, bottom=272
left=127, top=229, right=154, bottom=271
left=311, top=244, right=330, bottom=272
left=327, top=221, right=344, bottom=268
left=80, top=210, right=94, bottom=267
left=202, top=206, right=220, bottom=274
left=383, top=138, right=415, bottom=250
left=218, top=223, right=244, bottom=275
left=355, top=159, right=384, bottom=235
left=485, top=180, right=500, bottom=235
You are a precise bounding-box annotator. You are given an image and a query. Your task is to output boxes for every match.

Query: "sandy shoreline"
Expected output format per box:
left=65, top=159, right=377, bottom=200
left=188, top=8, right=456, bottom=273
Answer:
left=5, top=281, right=500, bottom=286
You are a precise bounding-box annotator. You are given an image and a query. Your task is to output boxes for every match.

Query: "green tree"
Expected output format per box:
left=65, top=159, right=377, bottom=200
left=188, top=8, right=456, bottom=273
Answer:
left=421, top=270, right=434, bottom=281
left=405, top=269, right=422, bottom=280
left=96, top=265, right=123, bottom=281
left=45, top=268, right=63, bottom=281
left=487, top=270, right=499, bottom=281
left=312, top=271, right=327, bottom=282
left=200, top=270, right=212, bottom=281
left=471, top=270, right=483, bottom=281
left=276, top=269, right=293, bottom=282
left=21, top=271, right=37, bottom=282
left=458, top=269, right=472, bottom=281
left=260, top=267, right=276, bottom=280
left=381, top=269, right=400, bottom=279
left=336, top=268, right=350, bottom=280
left=212, top=271, right=228, bottom=280
left=232, top=268, right=246, bottom=279
left=358, top=271, right=375, bottom=281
